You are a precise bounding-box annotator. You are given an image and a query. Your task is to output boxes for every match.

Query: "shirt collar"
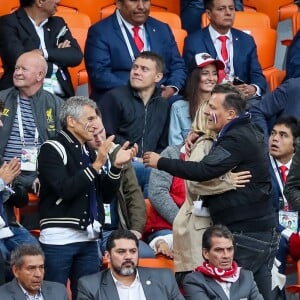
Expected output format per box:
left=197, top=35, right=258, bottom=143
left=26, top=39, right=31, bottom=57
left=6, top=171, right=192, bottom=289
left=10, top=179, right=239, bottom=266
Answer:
left=18, top=282, right=43, bottom=300
left=116, top=9, right=145, bottom=33
left=209, top=24, right=232, bottom=42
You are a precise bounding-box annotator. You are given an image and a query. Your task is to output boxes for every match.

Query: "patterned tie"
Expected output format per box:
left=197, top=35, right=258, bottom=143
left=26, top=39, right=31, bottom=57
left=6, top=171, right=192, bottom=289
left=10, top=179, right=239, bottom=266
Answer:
left=279, top=165, right=288, bottom=184
left=218, top=35, right=228, bottom=82
left=132, top=26, right=144, bottom=52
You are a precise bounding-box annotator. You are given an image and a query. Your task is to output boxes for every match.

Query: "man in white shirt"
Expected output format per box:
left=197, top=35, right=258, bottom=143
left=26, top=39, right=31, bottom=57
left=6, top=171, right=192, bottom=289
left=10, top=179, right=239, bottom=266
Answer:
left=183, top=0, right=266, bottom=98
left=77, top=229, right=184, bottom=300
left=268, top=116, right=300, bottom=299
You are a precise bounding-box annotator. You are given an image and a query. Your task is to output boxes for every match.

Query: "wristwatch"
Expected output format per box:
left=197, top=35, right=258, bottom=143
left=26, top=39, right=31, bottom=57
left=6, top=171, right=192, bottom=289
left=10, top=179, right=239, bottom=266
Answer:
left=0, top=178, right=5, bottom=192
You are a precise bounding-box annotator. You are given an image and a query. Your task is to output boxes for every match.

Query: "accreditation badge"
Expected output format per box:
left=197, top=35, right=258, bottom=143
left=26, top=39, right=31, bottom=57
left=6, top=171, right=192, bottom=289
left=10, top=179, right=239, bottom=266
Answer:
left=21, top=147, right=38, bottom=171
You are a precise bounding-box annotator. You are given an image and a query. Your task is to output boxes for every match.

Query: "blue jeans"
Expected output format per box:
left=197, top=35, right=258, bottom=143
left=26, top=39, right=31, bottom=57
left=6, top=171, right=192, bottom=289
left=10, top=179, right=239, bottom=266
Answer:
left=40, top=241, right=100, bottom=300
left=233, top=229, right=279, bottom=300
left=0, top=226, right=38, bottom=281
left=98, top=230, right=155, bottom=260
left=0, top=226, right=38, bottom=260
left=132, top=161, right=151, bottom=198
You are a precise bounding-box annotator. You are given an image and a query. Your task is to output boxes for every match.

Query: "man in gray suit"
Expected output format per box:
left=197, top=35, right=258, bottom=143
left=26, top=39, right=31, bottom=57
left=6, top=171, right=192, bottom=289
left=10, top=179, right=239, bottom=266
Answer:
left=183, top=225, right=263, bottom=300
left=77, top=229, right=184, bottom=300
left=0, top=244, right=68, bottom=299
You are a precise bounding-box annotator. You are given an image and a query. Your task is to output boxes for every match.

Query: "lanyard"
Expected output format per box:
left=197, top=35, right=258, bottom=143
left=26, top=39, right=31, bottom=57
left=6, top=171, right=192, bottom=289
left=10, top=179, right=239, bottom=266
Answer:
left=270, top=156, right=287, bottom=203
left=116, top=9, right=149, bottom=62
left=17, top=96, right=39, bottom=146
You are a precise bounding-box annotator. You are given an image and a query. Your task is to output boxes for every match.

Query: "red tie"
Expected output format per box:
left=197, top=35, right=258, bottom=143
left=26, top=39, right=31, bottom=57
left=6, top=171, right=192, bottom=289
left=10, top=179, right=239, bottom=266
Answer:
left=132, top=26, right=144, bottom=52
left=218, top=35, right=228, bottom=82
left=279, top=165, right=288, bottom=184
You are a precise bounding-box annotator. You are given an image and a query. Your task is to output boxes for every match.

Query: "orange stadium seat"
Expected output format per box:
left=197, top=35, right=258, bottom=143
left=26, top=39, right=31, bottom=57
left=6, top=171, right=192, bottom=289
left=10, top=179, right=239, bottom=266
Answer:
left=54, top=11, right=91, bottom=91
left=243, top=0, right=298, bottom=29
left=0, top=0, right=19, bottom=16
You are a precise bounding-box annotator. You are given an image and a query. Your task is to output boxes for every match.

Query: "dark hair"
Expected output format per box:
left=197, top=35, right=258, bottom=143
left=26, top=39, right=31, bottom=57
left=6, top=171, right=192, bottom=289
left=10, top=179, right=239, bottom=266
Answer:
left=135, top=51, right=165, bottom=73
left=0, top=100, right=4, bottom=113
left=202, top=224, right=234, bottom=251
left=212, top=83, right=246, bottom=114
left=106, top=229, right=139, bottom=253
left=20, top=0, right=35, bottom=8
left=10, top=244, right=45, bottom=269
left=273, top=116, right=300, bottom=141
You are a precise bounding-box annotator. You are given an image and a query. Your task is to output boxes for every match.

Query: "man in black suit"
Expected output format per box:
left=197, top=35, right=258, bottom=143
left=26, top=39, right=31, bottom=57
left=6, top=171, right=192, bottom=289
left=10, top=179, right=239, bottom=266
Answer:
left=0, top=0, right=83, bottom=98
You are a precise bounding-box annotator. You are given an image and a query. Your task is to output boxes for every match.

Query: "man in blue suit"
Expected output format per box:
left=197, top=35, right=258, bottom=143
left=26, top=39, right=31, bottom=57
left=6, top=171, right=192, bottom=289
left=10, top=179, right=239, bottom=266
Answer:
left=84, top=0, right=187, bottom=103
left=183, top=0, right=266, bottom=98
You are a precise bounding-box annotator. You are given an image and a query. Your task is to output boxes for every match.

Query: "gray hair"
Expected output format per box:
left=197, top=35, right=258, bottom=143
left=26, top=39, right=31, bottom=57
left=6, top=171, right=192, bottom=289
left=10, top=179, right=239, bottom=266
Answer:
left=10, top=244, right=45, bottom=269
left=60, top=96, right=98, bottom=128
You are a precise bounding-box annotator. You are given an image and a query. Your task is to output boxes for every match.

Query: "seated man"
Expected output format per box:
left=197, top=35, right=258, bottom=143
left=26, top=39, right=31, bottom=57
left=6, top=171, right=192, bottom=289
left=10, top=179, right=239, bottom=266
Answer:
left=0, top=0, right=83, bottom=98
left=77, top=229, right=184, bottom=300
left=87, top=116, right=154, bottom=258
left=0, top=244, right=68, bottom=299
left=99, top=51, right=170, bottom=197
left=183, top=0, right=266, bottom=99
left=84, top=0, right=186, bottom=102
left=0, top=51, right=63, bottom=231
left=183, top=224, right=263, bottom=299
left=0, top=98, right=38, bottom=282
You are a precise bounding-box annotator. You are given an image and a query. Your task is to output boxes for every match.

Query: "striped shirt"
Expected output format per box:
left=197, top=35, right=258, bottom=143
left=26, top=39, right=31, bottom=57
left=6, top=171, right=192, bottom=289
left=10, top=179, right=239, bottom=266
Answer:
left=3, top=97, right=40, bottom=162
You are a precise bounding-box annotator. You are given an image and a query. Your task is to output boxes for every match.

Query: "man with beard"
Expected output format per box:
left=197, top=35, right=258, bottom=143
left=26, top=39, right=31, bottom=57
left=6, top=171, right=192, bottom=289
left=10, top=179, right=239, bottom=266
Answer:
left=77, top=229, right=184, bottom=300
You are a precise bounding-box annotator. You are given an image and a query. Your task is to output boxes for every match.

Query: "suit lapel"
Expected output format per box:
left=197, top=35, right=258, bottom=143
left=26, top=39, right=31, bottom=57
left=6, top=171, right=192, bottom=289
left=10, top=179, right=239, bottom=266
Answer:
left=16, top=8, right=41, bottom=48
left=231, top=29, right=241, bottom=77
left=9, top=278, right=27, bottom=299
left=138, top=268, right=154, bottom=298
left=206, top=277, right=230, bottom=299
left=101, top=270, right=120, bottom=300
left=203, top=27, right=218, bottom=59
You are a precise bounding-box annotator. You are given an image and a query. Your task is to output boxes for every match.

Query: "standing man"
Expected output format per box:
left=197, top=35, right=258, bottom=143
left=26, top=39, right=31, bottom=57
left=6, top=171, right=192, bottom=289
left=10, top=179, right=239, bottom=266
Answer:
left=84, top=0, right=186, bottom=102
left=0, top=244, right=68, bottom=299
left=77, top=229, right=184, bottom=300
left=37, top=96, right=137, bottom=299
left=0, top=0, right=83, bottom=98
left=183, top=0, right=266, bottom=98
left=99, top=51, right=170, bottom=197
left=143, top=84, right=278, bottom=299
left=183, top=225, right=263, bottom=299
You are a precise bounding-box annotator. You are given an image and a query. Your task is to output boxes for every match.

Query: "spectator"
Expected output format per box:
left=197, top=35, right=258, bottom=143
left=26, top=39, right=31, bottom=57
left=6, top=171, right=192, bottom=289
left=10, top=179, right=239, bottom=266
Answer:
left=84, top=0, right=186, bottom=102
left=77, top=229, right=184, bottom=300
left=183, top=225, right=263, bottom=300
left=169, top=52, right=224, bottom=145
left=143, top=84, right=278, bottom=299
left=183, top=0, right=266, bottom=99
left=0, top=244, right=68, bottom=299
left=37, top=96, right=137, bottom=299
left=146, top=144, right=186, bottom=243
left=87, top=116, right=154, bottom=258
left=250, top=77, right=300, bottom=148
left=0, top=0, right=83, bottom=98
left=268, top=116, right=300, bottom=299
left=0, top=51, right=63, bottom=231
left=99, top=51, right=170, bottom=197
left=180, top=0, right=244, bottom=34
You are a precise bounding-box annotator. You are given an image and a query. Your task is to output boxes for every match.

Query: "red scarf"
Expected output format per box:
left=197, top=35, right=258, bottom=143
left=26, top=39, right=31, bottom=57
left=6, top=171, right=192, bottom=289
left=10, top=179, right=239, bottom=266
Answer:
left=195, top=261, right=240, bottom=283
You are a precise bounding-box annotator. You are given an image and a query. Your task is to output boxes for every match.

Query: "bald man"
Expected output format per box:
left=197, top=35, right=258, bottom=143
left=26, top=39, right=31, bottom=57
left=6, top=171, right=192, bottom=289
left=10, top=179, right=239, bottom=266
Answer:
left=0, top=50, right=63, bottom=233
